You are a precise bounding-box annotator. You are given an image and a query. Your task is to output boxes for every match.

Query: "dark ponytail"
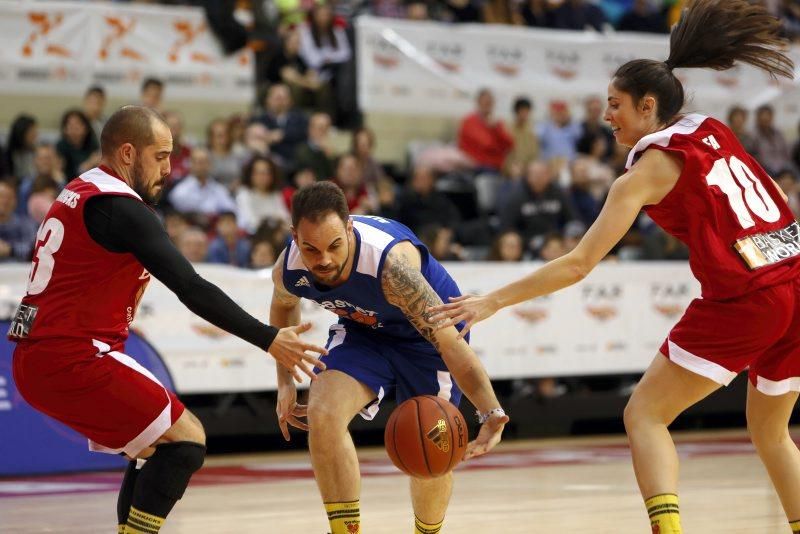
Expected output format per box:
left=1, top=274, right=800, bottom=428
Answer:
left=613, top=0, right=795, bottom=124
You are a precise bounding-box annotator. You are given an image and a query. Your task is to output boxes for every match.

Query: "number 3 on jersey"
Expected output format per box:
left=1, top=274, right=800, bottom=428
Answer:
left=28, top=218, right=65, bottom=295
left=705, top=155, right=781, bottom=228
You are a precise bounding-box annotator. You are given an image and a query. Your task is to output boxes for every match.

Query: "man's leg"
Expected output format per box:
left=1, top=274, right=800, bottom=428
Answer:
left=122, top=409, right=206, bottom=534
left=307, top=370, right=376, bottom=534
left=410, top=474, right=452, bottom=534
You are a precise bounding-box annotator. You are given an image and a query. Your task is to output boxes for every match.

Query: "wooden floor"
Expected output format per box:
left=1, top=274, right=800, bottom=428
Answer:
left=0, top=430, right=792, bottom=533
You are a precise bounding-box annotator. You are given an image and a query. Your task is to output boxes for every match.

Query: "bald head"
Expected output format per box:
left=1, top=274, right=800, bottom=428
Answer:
left=101, top=105, right=167, bottom=157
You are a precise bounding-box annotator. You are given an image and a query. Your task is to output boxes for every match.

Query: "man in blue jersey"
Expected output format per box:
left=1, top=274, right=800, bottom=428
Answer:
left=270, top=182, right=508, bottom=534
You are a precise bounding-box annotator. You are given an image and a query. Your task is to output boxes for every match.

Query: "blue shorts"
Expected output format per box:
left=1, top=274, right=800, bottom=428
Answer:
left=320, top=324, right=463, bottom=420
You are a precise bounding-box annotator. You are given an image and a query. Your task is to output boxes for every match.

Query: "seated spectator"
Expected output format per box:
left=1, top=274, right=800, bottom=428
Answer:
left=616, top=0, right=666, bottom=33
left=5, top=114, right=39, bottom=180
left=82, top=85, right=107, bottom=142
left=537, top=232, right=566, bottom=261
left=487, top=229, right=525, bottom=261
left=140, top=77, right=165, bottom=113
left=397, top=165, right=461, bottom=235
left=164, top=110, right=193, bottom=184
left=293, top=112, right=335, bottom=180
left=56, top=109, right=100, bottom=180
left=207, top=211, right=251, bottom=267
left=457, top=88, right=514, bottom=173
left=236, top=155, right=291, bottom=233
left=538, top=100, right=582, bottom=168
left=242, top=123, right=271, bottom=158
left=250, top=238, right=277, bottom=269
left=282, top=167, right=318, bottom=211
left=727, top=105, right=755, bottom=153
left=418, top=224, right=464, bottom=262
left=163, top=210, right=191, bottom=245
left=551, top=0, right=607, bottom=31
left=751, top=104, right=793, bottom=176
left=27, top=175, right=60, bottom=224
left=168, top=147, right=238, bottom=223
left=335, top=154, right=374, bottom=215
left=266, top=27, right=332, bottom=114
left=504, top=96, right=540, bottom=177
left=482, top=0, right=523, bottom=24
left=177, top=226, right=209, bottom=263
left=775, top=168, right=800, bottom=217
left=406, top=1, right=431, bottom=20
left=17, top=144, right=64, bottom=216
left=252, top=83, right=309, bottom=167
left=439, top=0, right=482, bottom=23
left=275, top=0, right=318, bottom=29
left=375, top=177, right=399, bottom=220
left=501, top=161, right=576, bottom=253
left=207, top=118, right=243, bottom=190
left=568, top=157, right=601, bottom=226
left=577, top=96, right=614, bottom=161
left=521, top=0, right=553, bottom=27
left=351, top=127, right=386, bottom=190
left=299, top=3, right=352, bottom=86
left=0, top=181, right=37, bottom=262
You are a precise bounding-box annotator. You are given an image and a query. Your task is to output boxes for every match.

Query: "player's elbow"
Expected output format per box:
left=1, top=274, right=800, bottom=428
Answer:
left=564, top=252, right=592, bottom=283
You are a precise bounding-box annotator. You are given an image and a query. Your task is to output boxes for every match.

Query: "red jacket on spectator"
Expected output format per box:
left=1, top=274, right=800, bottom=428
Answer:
left=457, top=112, right=514, bottom=171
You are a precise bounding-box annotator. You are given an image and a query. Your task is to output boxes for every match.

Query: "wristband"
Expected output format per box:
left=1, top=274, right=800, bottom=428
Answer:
left=476, top=407, right=506, bottom=424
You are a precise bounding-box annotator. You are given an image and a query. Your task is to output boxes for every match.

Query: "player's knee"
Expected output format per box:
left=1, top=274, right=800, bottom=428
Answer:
left=143, top=441, right=206, bottom=500
left=307, top=399, right=348, bottom=432
left=746, top=412, right=788, bottom=449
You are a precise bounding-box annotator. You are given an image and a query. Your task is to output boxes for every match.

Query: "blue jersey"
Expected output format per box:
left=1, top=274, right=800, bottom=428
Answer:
left=282, top=215, right=465, bottom=342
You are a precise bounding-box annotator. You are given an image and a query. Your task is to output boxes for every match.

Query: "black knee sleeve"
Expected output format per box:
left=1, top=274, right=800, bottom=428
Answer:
left=137, top=441, right=206, bottom=501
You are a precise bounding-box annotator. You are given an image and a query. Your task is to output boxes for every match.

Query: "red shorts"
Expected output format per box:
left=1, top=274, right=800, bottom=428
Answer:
left=660, top=278, right=800, bottom=395
left=12, top=338, right=184, bottom=457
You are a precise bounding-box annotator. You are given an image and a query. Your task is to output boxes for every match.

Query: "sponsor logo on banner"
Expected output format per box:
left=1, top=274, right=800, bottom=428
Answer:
left=650, top=282, right=690, bottom=318
left=169, top=19, right=211, bottom=64
left=714, top=65, right=740, bottom=88
left=487, top=44, right=523, bottom=77
left=99, top=15, right=143, bottom=61
left=22, top=12, right=72, bottom=58
left=582, top=284, right=621, bottom=321
left=366, top=34, right=401, bottom=69
left=513, top=307, right=548, bottom=324
left=546, top=49, right=579, bottom=80
left=426, top=41, right=463, bottom=73
left=602, top=52, right=636, bottom=76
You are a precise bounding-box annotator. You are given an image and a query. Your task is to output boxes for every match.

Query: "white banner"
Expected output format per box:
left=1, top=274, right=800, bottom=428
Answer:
left=0, top=1, right=253, bottom=101
left=356, top=16, right=800, bottom=129
left=0, top=261, right=700, bottom=394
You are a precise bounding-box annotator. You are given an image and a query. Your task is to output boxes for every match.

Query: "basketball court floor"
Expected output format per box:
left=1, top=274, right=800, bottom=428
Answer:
left=0, top=430, right=790, bottom=533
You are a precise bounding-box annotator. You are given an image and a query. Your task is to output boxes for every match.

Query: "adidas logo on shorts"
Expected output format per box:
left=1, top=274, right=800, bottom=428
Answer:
left=295, top=276, right=311, bottom=288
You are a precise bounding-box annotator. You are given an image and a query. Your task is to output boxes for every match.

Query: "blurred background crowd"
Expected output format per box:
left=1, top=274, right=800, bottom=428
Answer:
left=1, top=0, right=799, bottom=277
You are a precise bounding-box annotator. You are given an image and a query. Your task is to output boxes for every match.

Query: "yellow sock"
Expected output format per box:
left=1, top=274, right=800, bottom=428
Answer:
left=790, top=519, right=800, bottom=533
left=118, top=526, right=126, bottom=534
left=645, top=494, right=681, bottom=534
left=325, top=500, right=360, bottom=534
left=125, top=506, right=165, bottom=534
left=414, top=515, right=443, bottom=534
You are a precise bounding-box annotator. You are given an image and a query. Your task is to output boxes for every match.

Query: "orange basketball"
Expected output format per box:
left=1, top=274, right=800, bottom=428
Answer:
left=384, top=395, right=468, bottom=478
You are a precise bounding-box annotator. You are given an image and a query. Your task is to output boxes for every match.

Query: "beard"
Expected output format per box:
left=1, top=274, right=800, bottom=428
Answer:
left=131, top=158, right=164, bottom=205
left=310, top=238, right=351, bottom=285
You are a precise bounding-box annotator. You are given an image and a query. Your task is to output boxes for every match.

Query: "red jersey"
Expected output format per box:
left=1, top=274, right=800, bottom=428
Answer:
left=627, top=114, right=800, bottom=300
left=9, top=166, right=150, bottom=351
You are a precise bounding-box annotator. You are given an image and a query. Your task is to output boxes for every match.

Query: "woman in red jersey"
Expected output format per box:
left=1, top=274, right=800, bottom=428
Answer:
left=429, top=1, right=800, bottom=532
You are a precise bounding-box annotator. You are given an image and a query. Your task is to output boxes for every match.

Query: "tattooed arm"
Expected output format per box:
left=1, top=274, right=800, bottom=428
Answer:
left=381, top=242, right=502, bottom=415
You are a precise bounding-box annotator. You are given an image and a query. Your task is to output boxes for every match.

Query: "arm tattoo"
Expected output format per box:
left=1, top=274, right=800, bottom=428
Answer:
left=381, top=250, right=445, bottom=351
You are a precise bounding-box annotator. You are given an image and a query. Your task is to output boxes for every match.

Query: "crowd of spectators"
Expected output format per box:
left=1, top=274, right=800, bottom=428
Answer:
left=2, top=78, right=799, bottom=275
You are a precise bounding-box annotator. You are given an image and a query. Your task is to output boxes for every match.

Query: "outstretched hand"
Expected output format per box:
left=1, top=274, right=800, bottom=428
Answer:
left=427, top=294, right=499, bottom=339
left=276, top=384, right=308, bottom=441
left=269, top=322, right=327, bottom=382
left=464, top=411, right=509, bottom=460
